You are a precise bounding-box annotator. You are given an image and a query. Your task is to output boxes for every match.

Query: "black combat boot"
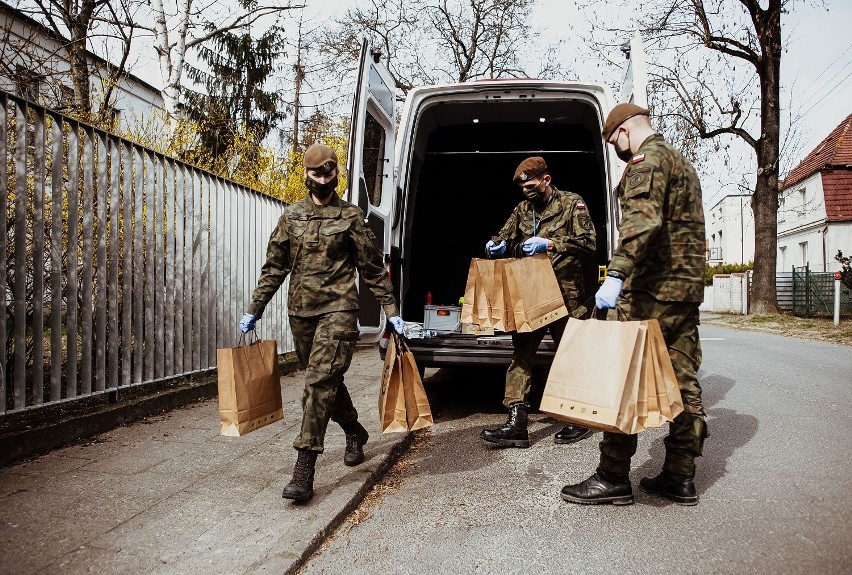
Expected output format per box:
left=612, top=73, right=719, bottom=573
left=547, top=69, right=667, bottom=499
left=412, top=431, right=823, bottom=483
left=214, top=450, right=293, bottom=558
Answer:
left=639, top=471, right=698, bottom=506
left=341, top=420, right=369, bottom=466
left=282, top=449, right=318, bottom=503
left=553, top=424, right=593, bottom=444
left=480, top=404, right=530, bottom=448
left=560, top=468, right=634, bottom=505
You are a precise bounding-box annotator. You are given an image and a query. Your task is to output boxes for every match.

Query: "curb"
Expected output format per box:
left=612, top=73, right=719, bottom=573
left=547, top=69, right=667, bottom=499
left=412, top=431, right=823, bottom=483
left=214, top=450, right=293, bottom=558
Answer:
left=283, top=431, right=416, bottom=575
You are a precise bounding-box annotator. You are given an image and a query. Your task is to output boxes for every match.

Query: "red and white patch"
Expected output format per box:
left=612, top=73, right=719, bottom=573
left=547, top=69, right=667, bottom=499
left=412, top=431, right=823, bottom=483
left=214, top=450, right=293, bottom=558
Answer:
left=576, top=202, right=586, bottom=210
left=631, top=154, right=645, bottom=164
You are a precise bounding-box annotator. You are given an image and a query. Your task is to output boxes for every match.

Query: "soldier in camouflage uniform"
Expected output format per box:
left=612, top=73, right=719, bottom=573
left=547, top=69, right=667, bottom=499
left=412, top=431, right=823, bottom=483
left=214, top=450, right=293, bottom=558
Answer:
left=239, top=143, right=404, bottom=503
left=561, top=103, right=708, bottom=507
left=480, top=157, right=597, bottom=448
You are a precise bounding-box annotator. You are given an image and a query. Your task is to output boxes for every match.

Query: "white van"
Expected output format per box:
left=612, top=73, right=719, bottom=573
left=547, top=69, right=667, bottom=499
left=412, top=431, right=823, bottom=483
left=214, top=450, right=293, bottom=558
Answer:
left=345, top=38, right=647, bottom=371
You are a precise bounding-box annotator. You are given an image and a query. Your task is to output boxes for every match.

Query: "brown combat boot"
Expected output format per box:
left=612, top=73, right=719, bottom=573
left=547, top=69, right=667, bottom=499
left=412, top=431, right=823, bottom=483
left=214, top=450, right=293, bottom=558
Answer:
left=282, top=449, right=317, bottom=503
left=341, top=420, right=369, bottom=466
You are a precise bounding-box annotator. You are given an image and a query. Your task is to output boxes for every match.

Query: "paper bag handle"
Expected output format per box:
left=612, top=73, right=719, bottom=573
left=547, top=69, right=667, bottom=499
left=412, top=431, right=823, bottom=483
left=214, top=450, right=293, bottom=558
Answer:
left=577, top=296, right=609, bottom=321
left=238, top=331, right=259, bottom=347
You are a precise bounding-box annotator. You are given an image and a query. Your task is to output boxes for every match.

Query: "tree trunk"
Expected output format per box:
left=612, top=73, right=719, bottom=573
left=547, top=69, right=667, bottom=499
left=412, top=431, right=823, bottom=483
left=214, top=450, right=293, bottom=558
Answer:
left=749, top=2, right=782, bottom=315
left=68, top=25, right=92, bottom=116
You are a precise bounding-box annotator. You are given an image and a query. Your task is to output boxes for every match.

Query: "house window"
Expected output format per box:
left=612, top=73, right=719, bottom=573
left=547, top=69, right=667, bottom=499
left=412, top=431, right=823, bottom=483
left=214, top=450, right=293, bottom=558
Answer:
left=799, top=241, right=808, bottom=267
left=14, top=65, right=42, bottom=102
left=58, top=85, right=75, bottom=110
left=798, top=188, right=807, bottom=216
left=780, top=246, right=786, bottom=270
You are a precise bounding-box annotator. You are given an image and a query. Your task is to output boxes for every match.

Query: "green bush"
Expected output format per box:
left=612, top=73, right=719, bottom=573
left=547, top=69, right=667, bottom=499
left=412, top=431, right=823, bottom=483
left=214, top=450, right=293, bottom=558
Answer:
left=705, top=262, right=754, bottom=286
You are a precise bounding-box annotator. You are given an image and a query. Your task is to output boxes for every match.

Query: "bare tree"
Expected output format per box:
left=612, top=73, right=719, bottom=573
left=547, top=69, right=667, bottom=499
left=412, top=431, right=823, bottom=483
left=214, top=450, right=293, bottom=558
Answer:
left=584, top=0, right=822, bottom=314
left=429, top=0, right=531, bottom=82
left=317, top=0, right=563, bottom=101
left=10, top=0, right=139, bottom=121
left=134, top=0, right=303, bottom=116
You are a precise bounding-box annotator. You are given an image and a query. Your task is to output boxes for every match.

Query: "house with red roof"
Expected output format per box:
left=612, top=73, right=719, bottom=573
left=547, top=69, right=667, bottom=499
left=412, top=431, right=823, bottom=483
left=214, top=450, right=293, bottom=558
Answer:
left=777, top=113, right=852, bottom=272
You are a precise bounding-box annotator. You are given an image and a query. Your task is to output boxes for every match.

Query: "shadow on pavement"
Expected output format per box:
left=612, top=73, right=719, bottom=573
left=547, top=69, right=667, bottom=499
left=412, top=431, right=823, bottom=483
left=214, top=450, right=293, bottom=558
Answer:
left=632, top=373, right=758, bottom=504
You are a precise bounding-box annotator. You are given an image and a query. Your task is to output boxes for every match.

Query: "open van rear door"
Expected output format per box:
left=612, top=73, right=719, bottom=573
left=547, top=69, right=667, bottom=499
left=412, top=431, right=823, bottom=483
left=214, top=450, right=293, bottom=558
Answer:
left=619, top=32, right=648, bottom=106
left=347, top=39, right=397, bottom=339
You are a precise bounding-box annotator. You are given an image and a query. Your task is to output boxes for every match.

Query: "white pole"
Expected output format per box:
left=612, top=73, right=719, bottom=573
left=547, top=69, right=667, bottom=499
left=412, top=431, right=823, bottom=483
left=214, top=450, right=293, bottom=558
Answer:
left=834, top=278, right=841, bottom=326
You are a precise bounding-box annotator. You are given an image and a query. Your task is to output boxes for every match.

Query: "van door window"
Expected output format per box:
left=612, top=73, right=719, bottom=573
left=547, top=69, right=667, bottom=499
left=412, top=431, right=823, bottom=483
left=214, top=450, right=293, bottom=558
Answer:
left=363, top=112, right=386, bottom=207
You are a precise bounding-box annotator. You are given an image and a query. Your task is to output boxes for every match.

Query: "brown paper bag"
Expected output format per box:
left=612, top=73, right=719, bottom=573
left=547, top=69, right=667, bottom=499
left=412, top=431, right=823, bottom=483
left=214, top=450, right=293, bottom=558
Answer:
left=487, top=259, right=514, bottom=331
left=540, top=318, right=645, bottom=433
left=379, top=334, right=408, bottom=433
left=217, top=339, right=284, bottom=436
left=502, top=254, right=569, bottom=333
left=460, top=259, right=479, bottom=325
left=645, top=320, right=684, bottom=422
left=630, top=336, right=653, bottom=434
left=474, top=260, right=494, bottom=329
left=398, top=337, right=434, bottom=431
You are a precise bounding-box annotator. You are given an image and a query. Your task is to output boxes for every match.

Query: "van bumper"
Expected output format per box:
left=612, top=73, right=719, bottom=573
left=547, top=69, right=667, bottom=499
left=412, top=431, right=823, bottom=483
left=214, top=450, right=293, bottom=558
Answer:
left=380, top=334, right=558, bottom=369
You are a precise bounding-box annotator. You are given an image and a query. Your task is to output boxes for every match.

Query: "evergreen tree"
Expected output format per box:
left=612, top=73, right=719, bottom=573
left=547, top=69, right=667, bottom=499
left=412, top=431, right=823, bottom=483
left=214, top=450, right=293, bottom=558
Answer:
left=181, top=20, right=287, bottom=163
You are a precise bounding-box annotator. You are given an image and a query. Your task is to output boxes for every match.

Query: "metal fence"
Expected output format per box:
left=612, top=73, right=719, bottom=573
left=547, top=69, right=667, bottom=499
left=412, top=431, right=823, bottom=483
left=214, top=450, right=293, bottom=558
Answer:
left=1, top=91, right=292, bottom=415
left=792, top=265, right=852, bottom=317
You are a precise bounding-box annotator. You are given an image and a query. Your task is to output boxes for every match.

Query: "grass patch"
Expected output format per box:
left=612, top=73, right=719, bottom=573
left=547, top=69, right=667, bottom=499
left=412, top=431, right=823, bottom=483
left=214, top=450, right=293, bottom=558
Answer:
left=748, top=315, right=780, bottom=323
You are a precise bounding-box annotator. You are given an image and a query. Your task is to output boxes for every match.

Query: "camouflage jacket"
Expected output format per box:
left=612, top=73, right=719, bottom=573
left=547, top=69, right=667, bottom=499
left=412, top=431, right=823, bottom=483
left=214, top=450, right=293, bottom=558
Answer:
left=248, top=194, right=398, bottom=319
left=491, top=186, right=596, bottom=300
left=607, top=134, right=706, bottom=302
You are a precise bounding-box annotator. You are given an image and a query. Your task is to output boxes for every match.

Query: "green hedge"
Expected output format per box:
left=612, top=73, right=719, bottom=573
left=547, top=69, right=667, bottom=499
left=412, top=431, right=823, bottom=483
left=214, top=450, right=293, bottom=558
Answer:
left=705, top=262, right=754, bottom=286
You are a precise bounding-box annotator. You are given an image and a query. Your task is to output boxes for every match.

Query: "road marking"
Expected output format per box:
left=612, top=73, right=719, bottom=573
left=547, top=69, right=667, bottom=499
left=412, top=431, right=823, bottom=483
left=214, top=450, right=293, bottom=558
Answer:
left=700, top=337, right=726, bottom=341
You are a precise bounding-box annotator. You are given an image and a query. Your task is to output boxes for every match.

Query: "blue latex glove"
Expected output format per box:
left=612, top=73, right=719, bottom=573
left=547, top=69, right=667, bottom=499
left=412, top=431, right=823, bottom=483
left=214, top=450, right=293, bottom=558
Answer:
left=595, top=277, right=624, bottom=309
left=389, top=316, right=405, bottom=334
left=239, top=312, right=257, bottom=333
left=485, top=240, right=507, bottom=257
left=521, top=236, right=550, bottom=256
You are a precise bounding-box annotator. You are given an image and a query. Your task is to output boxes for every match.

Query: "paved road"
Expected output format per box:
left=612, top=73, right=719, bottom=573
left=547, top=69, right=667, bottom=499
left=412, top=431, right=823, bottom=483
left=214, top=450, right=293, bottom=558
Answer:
left=299, top=325, right=852, bottom=575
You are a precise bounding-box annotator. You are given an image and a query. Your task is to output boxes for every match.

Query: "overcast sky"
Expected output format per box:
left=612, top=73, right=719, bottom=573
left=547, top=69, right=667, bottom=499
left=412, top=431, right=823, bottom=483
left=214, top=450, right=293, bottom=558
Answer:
left=122, top=0, right=850, bottom=204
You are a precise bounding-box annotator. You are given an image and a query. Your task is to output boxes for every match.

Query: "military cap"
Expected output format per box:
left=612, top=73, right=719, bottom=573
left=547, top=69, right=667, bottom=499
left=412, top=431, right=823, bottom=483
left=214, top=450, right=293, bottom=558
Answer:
left=513, top=156, right=548, bottom=183
left=601, top=103, right=650, bottom=140
left=303, top=143, right=338, bottom=175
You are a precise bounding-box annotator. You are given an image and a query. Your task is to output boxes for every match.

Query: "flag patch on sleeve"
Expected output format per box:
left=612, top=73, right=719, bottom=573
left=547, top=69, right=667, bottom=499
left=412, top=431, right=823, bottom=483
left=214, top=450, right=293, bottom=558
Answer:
left=631, top=154, right=645, bottom=164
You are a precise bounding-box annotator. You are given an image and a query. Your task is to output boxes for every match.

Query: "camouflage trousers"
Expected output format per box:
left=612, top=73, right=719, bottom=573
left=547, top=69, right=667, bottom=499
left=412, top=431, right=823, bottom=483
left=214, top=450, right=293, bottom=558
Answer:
left=599, top=291, right=709, bottom=478
left=502, top=297, right=579, bottom=409
left=289, top=311, right=361, bottom=453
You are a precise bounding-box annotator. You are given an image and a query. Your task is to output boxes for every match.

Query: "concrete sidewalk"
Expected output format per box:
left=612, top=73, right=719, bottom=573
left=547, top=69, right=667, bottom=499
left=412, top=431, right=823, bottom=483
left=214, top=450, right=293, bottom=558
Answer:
left=0, top=347, right=412, bottom=575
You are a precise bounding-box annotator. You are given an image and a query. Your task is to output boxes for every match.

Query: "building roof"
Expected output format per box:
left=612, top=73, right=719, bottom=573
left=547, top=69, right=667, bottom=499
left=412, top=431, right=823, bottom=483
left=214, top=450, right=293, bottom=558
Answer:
left=822, top=170, right=852, bottom=221
left=782, top=113, right=852, bottom=190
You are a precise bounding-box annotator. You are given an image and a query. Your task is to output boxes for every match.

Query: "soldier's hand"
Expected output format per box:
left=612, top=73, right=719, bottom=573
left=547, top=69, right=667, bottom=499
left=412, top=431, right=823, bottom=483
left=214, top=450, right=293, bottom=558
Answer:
left=388, top=316, right=405, bottom=335
left=521, top=237, right=550, bottom=256
left=239, top=312, right=257, bottom=333
left=594, top=277, right=623, bottom=309
left=485, top=240, right=507, bottom=257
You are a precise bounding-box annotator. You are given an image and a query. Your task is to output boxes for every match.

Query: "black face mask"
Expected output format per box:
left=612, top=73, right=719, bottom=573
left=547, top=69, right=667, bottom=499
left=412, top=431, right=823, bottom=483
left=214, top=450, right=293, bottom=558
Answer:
left=615, top=143, right=633, bottom=163
left=306, top=175, right=338, bottom=200
left=614, top=131, right=633, bottom=163
left=522, top=181, right=546, bottom=204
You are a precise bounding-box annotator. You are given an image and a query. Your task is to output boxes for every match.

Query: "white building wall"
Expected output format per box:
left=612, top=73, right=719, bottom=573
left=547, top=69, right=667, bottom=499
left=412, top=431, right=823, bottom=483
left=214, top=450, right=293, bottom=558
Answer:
left=706, top=194, right=755, bottom=265
left=826, top=223, right=852, bottom=272
left=777, top=172, right=831, bottom=271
